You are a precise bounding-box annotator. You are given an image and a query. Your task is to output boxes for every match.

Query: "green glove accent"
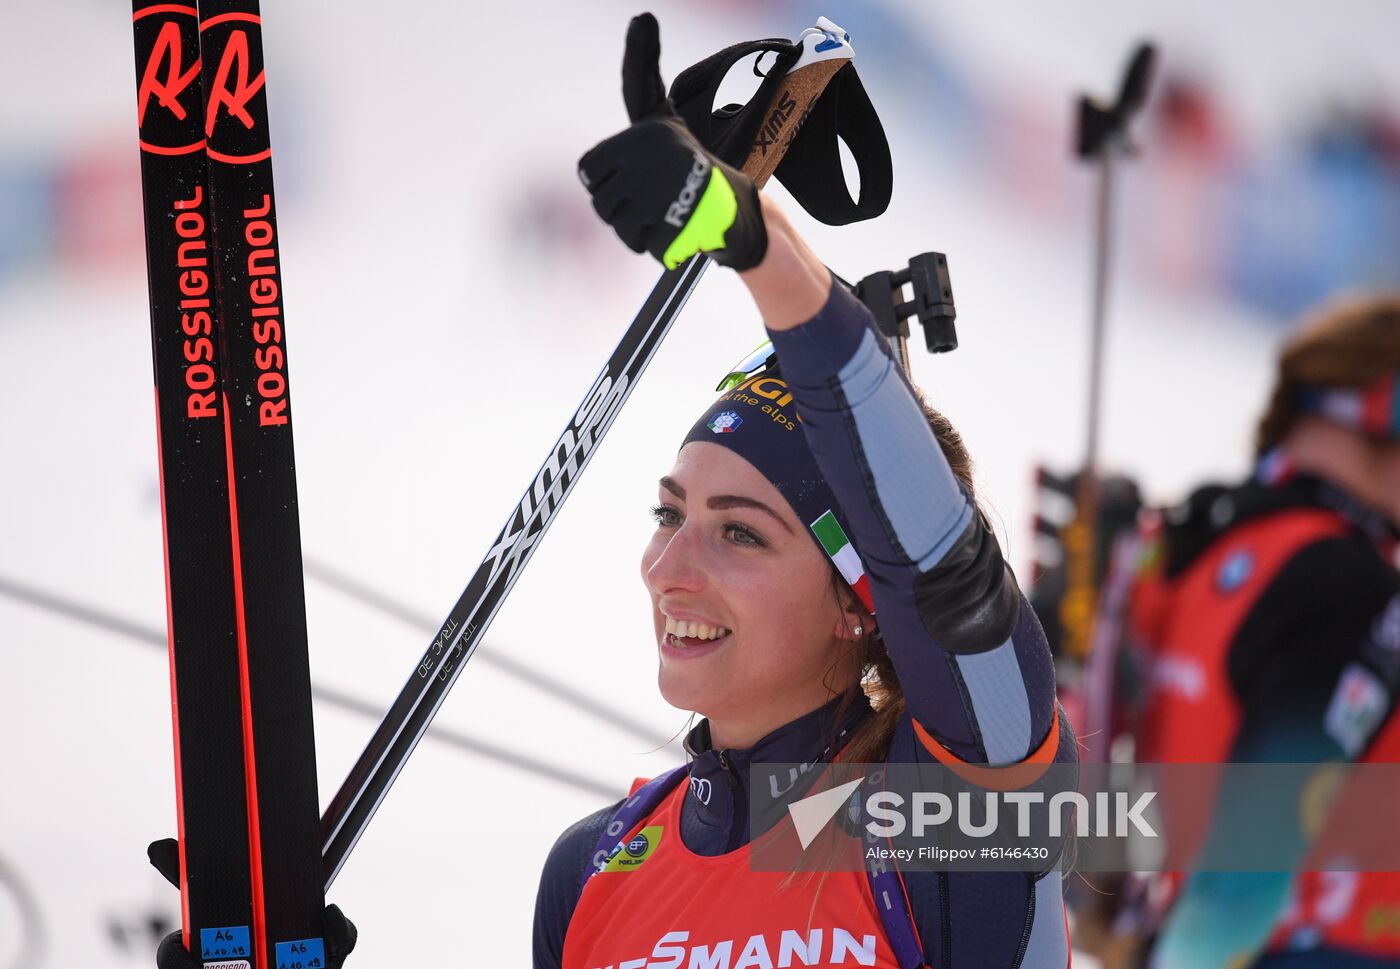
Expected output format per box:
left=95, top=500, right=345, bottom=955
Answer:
left=661, top=166, right=739, bottom=270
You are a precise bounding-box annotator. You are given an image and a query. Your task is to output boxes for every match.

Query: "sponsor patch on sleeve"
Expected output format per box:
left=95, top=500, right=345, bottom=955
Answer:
left=1325, top=663, right=1391, bottom=758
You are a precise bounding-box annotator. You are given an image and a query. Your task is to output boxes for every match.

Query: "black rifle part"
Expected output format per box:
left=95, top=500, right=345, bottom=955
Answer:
left=855, top=252, right=958, bottom=356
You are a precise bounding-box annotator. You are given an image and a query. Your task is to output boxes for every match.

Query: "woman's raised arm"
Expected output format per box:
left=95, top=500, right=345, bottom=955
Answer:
left=577, top=16, right=1063, bottom=767
left=742, top=199, right=1063, bottom=767
left=736, top=196, right=832, bottom=331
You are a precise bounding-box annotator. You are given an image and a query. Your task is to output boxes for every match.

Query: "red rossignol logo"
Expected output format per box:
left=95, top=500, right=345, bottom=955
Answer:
left=133, top=5, right=205, bottom=155
left=201, top=12, right=272, bottom=165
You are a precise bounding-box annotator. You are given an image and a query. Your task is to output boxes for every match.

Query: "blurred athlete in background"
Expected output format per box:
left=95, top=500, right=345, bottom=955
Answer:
left=1114, top=298, right=1400, bottom=967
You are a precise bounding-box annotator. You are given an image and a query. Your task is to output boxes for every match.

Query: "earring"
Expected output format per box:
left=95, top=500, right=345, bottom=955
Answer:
left=853, top=625, right=864, bottom=637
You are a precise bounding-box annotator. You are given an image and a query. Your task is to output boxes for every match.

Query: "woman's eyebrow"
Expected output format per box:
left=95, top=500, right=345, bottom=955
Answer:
left=707, top=495, right=794, bottom=534
left=659, top=477, right=794, bottom=534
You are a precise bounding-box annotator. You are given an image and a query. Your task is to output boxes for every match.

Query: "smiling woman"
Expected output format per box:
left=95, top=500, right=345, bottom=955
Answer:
left=532, top=13, right=1078, bottom=969
left=644, top=447, right=862, bottom=748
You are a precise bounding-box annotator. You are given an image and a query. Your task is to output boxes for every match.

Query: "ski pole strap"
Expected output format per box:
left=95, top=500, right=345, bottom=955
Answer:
left=775, top=61, right=892, bottom=226
left=1075, top=43, right=1158, bottom=159
left=670, top=31, right=892, bottom=225
left=670, top=38, right=798, bottom=168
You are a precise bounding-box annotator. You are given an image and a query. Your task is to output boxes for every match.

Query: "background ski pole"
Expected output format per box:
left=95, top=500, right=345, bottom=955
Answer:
left=1063, top=43, right=1158, bottom=767
left=320, top=17, right=861, bottom=888
left=1060, top=42, right=1157, bottom=665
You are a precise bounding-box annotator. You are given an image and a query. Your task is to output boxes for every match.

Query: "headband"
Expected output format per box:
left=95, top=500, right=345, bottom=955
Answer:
left=680, top=366, right=875, bottom=614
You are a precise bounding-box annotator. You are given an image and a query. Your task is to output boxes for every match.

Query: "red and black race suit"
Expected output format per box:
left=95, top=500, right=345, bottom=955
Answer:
left=1131, top=472, right=1400, bottom=961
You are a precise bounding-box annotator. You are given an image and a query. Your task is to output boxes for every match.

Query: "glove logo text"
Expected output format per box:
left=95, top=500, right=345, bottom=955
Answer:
left=664, top=151, right=712, bottom=228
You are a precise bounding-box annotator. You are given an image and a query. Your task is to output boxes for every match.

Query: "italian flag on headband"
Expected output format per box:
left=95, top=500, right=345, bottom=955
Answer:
left=810, top=510, right=876, bottom=614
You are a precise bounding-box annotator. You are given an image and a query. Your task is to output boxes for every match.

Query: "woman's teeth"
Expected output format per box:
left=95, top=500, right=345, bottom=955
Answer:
left=664, top=616, right=731, bottom=644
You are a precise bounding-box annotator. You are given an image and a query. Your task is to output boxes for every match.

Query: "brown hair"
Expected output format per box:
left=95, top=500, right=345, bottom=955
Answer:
left=1256, top=295, right=1400, bottom=456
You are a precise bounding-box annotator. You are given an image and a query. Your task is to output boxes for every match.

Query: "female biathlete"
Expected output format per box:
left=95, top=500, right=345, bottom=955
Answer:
left=534, top=16, right=1076, bottom=969
left=1121, top=299, right=1400, bottom=969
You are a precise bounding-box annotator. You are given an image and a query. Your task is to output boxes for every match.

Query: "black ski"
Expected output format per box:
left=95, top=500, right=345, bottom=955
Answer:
left=195, top=2, right=327, bottom=966
left=131, top=2, right=255, bottom=964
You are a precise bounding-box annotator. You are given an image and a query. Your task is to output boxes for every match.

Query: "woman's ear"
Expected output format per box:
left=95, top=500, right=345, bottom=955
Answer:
left=833, top=588, right=874, bottom=642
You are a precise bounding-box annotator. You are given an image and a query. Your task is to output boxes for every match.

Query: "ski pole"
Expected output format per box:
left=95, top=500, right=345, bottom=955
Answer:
left=1061, top=43, right=1157, bottom=663
left=319, top=18, right=861, bottom=887
left=303, top=557, right=669, bottom=747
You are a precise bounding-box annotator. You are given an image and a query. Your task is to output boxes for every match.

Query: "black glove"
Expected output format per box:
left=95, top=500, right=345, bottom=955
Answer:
left=148, top=838, right=358, bottom=969
left=578, top=13, right=768, bottom=271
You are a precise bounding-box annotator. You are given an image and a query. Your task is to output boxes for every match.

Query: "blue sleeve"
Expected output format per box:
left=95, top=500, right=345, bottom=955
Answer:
left=767, top=279, right=1060, bottom=765
left=533, top=802, right=619, bottom=969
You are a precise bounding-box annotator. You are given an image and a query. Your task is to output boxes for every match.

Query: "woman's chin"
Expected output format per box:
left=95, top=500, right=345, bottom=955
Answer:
left=657, top=670, right=723, bottom=720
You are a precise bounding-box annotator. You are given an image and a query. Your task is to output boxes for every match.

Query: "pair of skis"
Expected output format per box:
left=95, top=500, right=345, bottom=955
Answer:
left=131, top=3, right=324, bottom=967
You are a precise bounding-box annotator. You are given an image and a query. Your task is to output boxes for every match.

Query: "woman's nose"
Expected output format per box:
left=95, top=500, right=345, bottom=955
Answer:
left=644, top=523, right=706, bottom=596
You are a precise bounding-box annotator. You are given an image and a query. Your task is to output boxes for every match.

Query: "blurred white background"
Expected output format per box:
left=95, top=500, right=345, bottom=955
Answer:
left=3, top=1, right=1400, bottom=965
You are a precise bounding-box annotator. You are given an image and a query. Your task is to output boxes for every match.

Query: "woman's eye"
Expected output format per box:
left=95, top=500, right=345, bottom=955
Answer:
left=650, top=503, right=681, bottom=527
left=724, top=523, right=765, bottom=547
